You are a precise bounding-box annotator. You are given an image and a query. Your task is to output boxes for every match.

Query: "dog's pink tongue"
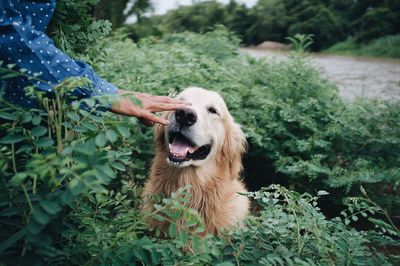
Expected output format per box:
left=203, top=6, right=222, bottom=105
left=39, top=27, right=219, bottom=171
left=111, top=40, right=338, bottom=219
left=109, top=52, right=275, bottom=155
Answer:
left=170, top=138, right=190, bottom=159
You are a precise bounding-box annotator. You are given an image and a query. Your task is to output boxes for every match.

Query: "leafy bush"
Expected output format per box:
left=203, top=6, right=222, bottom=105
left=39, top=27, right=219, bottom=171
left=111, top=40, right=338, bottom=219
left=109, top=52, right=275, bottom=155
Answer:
left=97, top=29, right=400, bottom=211
left=325, top=35, right=400, bottom=58
left=0, top=12, right=399, bottom=265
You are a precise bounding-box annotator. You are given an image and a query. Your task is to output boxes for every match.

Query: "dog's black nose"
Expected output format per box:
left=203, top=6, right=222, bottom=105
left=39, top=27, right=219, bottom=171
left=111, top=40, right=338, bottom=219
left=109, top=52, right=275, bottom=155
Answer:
left=175, top=108, right=197, bottom=127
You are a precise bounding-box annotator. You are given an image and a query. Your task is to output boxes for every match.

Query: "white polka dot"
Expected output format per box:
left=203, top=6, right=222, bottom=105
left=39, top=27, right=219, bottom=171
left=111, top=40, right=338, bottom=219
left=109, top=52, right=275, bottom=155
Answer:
left=40, top=60, right=44, bottom=64
left=25, top=6, right=28, bottom=9
left=39, top=20, right=42, bottom=23
left=56, top=60, right=59, bottom=63
left=17, top=59, right=21, bottom=63
left=28, top=40, right=32, bottom=44
left=47, top=61, right=50, bottom=64
left=29, top=60, right=33, bottom=63
left=33, top=13, right=36, bottom=16
left=37, top=81, right=40, bottom=84
left=10, top=36, right=14, bottom=40
left=20, top=38, right=23, bottom=42
left=65, top=59, right=69, bottom=62
left=40, top=8, right=43, bottom=11
left=45, top=14, right=49, bottom=17
left=22, top=27, right=25, bottom=31
left=57, top=70, right=60, bottom=73
left=40, top=50, right=43, bottom=53
left=75, top=68, right=79, bottom=71
left=67, top=68, right=70, bottom=71
left=8, top=47, right=11, bottom=50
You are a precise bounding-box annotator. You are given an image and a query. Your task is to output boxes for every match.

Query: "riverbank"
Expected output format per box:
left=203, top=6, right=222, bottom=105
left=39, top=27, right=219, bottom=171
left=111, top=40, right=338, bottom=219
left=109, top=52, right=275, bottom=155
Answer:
left=324, top=35, right=400, bottom=59
left=241, top=47, right=400, bottom=102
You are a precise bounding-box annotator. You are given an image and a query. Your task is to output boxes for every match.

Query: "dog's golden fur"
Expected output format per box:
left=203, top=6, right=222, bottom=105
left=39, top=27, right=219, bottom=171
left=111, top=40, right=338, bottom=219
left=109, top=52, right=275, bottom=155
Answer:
left=142, top=87, right=249, bottom=235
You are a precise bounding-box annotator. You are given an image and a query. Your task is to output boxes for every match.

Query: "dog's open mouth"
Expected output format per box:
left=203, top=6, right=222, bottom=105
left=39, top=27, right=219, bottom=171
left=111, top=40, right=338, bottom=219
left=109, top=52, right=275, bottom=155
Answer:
left=168, top=132, right=211, bottom=163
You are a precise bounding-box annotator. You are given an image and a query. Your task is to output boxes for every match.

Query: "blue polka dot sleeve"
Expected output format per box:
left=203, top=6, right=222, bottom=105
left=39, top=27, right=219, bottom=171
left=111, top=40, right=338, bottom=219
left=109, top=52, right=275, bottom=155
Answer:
left=0, top=0, right=118, bottom=108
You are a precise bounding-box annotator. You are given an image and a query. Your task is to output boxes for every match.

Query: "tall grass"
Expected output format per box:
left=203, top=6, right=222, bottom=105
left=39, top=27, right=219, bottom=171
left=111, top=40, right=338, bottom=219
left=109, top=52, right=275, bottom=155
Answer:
left=325, top=35, right=400, bottom=58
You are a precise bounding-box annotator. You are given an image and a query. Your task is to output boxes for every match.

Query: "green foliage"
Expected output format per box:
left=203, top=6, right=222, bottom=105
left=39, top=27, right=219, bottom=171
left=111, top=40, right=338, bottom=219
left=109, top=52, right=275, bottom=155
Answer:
left=1, top=6, right=399, bottom=264
left=93, top=0, right=153, bottom=28
left=97, top=29, right=400, bottom=211
left=326, top=35, right=400, bottom=58
left=124, top=0, right=400, bottom=53
left=47, top=0, right=112, bottom=64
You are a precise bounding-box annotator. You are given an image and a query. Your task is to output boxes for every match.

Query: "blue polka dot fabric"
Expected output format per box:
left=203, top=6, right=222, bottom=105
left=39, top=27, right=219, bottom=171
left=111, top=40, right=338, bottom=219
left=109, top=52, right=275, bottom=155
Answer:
left=0, top=0, right=118, bottom=108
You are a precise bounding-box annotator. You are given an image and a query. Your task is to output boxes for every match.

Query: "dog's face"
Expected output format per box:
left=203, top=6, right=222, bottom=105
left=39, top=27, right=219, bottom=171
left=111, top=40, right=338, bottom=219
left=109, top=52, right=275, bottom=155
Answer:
left=155, top=87, right=246, bottom=174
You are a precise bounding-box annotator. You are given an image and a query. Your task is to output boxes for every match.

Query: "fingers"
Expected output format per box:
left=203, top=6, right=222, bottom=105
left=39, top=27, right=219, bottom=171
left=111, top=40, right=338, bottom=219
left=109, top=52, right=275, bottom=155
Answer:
left=138, top=110, right=169, bottom=126
left=135, top=92, right=189, bottom=105
left=146, top=102, right=188, bottom=112
left=139, top=118, right=155, bottom=127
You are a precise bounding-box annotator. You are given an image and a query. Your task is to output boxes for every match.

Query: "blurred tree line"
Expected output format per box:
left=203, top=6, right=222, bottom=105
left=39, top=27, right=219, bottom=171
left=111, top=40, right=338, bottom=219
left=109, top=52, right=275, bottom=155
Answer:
left=96, top=0, right=400, bottom=51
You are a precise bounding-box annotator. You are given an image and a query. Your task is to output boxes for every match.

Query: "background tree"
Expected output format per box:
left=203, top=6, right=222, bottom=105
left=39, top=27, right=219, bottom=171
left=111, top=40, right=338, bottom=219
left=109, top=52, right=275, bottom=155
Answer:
left=93, top=0, right=152, bottom=28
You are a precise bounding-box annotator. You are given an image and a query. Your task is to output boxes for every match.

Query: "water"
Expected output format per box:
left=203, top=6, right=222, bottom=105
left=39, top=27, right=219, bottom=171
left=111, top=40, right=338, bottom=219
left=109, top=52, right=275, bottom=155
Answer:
left=241, top=48, right=400, bottom=101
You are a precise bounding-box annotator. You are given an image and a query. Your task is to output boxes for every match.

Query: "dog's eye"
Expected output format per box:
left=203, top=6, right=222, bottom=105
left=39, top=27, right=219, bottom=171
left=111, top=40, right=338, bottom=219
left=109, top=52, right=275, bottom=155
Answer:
left=208, top=107, right=219, bottom=115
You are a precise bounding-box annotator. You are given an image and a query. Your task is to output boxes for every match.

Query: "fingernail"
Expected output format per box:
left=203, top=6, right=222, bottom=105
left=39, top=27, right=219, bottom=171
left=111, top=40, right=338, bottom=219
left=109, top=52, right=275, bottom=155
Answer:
left=164, top=120, right=170, bottom=124
left=185, top=103, right=192, bottom=106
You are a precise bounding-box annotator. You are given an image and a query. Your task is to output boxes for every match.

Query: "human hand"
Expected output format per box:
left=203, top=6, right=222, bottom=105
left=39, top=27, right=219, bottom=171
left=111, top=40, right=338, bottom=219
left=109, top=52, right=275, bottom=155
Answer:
left=110, top=90, right=188, bottom=126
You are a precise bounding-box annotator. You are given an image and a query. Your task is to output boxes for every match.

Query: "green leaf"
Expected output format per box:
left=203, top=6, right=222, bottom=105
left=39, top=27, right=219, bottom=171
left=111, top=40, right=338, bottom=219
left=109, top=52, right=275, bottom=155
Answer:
left=179, top=230, right=188, bottom=245
left=81, top=121, right=97, bottom=131
left=1, top=72, right=20, bottom=79
left=0, top=228, right=26, bottom=254
left=0, top=134, right=25, bottom=144
left=33, top=206, right=50, bottom=225
left=116, top=124, right=131, bottom=138
left=73, top=139, right=96, bottom=155
left=32, top=116, right=41, bottom=125
left=111, top=162, right=126, bottom=171
left=16, top=144, right=33, bottom=154
left=95, top=133, right=107, bottom=147
left=317, top=190, right=329, bottom=196
left=168, top=223, right=177, bottom=238
left=10, top=173, right=28, bottom=186
left=0, top=112, right=16, bottom=120
left=35, top=137, right=54, bottom=148
left=39, top=200, right=61, bottom=215
left=30, top=126, right=47, bottom=137
left=106, top=129, right=117, bottom=142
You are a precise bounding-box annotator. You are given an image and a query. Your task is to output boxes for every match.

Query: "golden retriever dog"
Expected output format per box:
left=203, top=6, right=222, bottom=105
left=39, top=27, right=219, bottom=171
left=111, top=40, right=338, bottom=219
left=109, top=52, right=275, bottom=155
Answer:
left=142, top=87, right=249, bottom=235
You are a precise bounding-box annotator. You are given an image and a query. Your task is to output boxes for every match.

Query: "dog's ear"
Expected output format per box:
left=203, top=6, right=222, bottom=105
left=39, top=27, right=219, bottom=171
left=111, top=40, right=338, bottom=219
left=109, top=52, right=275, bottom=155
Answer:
left=222, top=118, right=247, bottom=178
